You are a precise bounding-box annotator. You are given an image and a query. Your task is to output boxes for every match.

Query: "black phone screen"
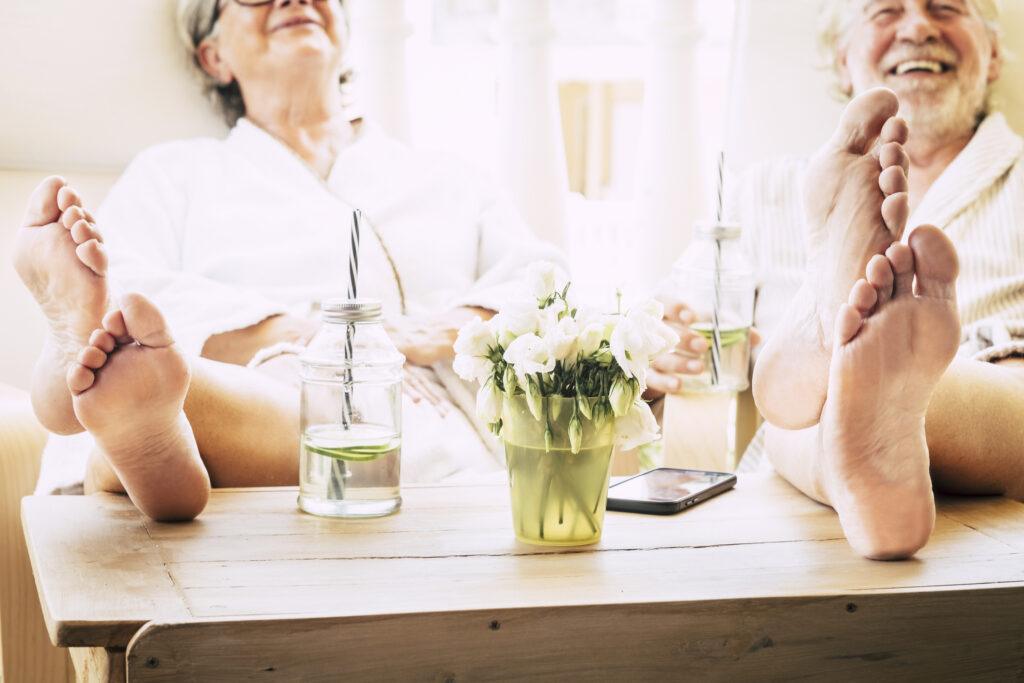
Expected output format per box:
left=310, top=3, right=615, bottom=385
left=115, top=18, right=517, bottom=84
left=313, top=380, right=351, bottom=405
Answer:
left=609, top=468, right=734, bottom=505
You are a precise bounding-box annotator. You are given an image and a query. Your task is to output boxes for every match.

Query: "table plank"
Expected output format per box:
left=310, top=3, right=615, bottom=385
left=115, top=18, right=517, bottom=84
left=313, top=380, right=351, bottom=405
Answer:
left=21, top=495, right=188, bottom=648
left=125, top=588, right=1024, bottom=682
left=21, top=474, right=1024, bottom=651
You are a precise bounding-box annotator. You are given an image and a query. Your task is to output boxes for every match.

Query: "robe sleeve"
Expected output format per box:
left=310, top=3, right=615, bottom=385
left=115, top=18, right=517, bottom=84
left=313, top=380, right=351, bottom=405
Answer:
left=98, top=146, right=288, bottom=356
left=453, top=188, right=567, bottom=312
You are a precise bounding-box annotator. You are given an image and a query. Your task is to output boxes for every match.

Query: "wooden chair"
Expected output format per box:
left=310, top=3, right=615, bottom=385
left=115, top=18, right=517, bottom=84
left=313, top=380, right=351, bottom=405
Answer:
left=0, top=385, right=73, bottom=682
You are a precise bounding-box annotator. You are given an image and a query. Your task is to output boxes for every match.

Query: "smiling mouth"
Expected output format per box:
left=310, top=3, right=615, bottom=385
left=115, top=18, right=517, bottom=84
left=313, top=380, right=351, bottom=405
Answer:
left=888, top=60, right=954, bottom=76
left=273, top=17, right=320, bottom=32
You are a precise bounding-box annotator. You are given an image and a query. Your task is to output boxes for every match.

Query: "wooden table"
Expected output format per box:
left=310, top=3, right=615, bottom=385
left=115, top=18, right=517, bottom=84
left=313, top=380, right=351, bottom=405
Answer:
left=22, top=474, right=1024, bottom=681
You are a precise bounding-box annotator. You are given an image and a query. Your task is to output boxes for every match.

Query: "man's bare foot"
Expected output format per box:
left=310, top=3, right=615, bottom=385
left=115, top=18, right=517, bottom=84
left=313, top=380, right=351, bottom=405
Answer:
left=753, top=88, right=911, bottom=430
left=13, top=176, right=109, bottom=435
left=69, top=293, right=209, bottom=521
left=819, top=226, right=959, bottom=560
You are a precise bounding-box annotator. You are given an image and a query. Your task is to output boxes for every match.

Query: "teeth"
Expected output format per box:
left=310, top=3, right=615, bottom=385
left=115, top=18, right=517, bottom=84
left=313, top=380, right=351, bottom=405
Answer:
left=895, top=60, right=944, bottom=75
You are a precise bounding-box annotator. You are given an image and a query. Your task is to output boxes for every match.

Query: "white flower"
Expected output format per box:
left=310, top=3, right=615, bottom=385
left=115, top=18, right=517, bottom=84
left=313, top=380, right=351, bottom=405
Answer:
left=491, top=301, right=541, bottom=348
left=475, top=380, right=504, bottom=424
left=452, top=317, right=497, bottom=384
left=614, top=399, right=661, bottom=451
left=577, top=315, right=615, bottom=357
left=543, top=315, right=579, bottom=363
left=525, top=261, right=561, bottom=301
left=503, top=333, right=555, bottom=384
left=609, top=302, right=681, bottom=384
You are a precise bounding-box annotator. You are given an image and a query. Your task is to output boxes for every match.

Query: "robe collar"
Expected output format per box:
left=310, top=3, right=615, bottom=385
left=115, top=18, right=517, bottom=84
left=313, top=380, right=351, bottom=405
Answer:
left=909, top=112, right=1024, bottom=231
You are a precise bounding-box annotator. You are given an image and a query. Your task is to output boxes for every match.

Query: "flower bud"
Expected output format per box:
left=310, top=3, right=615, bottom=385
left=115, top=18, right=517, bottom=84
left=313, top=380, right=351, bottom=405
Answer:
left=502, top=364, right=518, bottom=398
left=609, top=376, right=633, bottom=417
left=569, top=415, right=583, bottom=454
left=544, top=426, right=554, bottom=452
left=577, top=395, right=592, bottom=420
left=525, top=376, right=544, bottom=421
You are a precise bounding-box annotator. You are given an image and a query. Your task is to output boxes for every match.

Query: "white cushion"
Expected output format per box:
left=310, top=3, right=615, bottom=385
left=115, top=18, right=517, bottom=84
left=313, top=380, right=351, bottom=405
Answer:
left=0, top=0, right=225, bottom=172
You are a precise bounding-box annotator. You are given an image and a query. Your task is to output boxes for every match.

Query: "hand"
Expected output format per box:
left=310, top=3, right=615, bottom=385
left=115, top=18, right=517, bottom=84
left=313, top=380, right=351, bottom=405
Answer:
left=644, top=298, right=762, bottom=400
left=403, top=365, right=453, bottom=416
left=202, top=314, right=319, bottom=366
left=386, top=307, right=494, bottom=368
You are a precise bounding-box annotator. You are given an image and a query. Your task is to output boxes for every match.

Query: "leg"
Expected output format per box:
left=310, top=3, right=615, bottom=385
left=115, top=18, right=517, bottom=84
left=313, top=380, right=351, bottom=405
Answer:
left=767, top=226, right=960, bottom=560
left=753, top=87, right=911, bottom=430
left=85, top=355, right=302, bottom=494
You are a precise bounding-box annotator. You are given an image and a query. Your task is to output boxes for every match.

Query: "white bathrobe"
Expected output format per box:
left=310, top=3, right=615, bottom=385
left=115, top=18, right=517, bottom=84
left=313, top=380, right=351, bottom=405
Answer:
left=735, top=112, right=1024, bottom=471
left=37, top=118, right=563, bottom=493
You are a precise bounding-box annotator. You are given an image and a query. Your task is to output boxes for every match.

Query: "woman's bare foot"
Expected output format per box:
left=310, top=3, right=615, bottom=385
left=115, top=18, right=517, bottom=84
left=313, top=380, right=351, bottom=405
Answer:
left=819, top=226, right=960, bottom=560
left=12, top=176, right=109, bottom=435
left=69, top=293, right=209, bottom=521
left=753, top=87, right=910, bottom=430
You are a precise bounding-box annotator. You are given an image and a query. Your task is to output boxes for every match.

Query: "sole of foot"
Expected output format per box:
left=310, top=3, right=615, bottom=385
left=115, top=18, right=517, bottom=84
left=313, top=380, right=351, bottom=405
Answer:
left=69, top=293, right=209, bottom=521
left=12, top=176, right=109, bottom=435
left=753, top=87, right=911, bottom=430
left=820, top=225, right=960, bottom=560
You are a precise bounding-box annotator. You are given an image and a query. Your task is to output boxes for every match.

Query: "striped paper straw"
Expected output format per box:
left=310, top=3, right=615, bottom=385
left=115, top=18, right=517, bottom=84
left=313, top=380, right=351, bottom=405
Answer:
left=330, top=209, right=363, bottom=500
left=709, top=152, right=725, bottom=387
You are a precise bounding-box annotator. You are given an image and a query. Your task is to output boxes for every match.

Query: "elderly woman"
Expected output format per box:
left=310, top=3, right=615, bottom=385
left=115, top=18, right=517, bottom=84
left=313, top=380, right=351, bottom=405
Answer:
left=13, top=0, right=564, bottom=520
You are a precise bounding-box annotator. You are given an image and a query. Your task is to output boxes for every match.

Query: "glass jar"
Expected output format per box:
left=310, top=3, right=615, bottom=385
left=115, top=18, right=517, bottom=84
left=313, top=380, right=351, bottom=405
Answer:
left=298, top=299, right=404, bottom=518
left=672, top=221, right=755, bottom=393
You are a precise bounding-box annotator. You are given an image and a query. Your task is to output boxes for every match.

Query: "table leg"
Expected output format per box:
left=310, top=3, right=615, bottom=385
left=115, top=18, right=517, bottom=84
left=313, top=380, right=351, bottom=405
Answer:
left=70, top=647, right=125, bottom=683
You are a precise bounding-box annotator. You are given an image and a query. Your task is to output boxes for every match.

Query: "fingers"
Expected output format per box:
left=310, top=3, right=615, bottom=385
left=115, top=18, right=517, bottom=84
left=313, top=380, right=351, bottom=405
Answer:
left=661, top=298, right=696, bottom=325
left=404, top=367, right=452, bottom=416
left=651, top=352, right=703, bottom=376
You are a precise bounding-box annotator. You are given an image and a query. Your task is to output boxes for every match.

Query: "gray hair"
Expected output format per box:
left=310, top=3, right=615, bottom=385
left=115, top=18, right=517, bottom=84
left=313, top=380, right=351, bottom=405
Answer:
left=817, top=0, right=1002, bottom=102
left=176, top=0, right=352, bottom=126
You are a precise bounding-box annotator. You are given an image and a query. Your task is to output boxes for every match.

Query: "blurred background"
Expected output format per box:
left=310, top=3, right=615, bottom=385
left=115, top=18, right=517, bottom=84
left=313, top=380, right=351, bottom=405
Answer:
left=2, top=0, right=1022, bottom=390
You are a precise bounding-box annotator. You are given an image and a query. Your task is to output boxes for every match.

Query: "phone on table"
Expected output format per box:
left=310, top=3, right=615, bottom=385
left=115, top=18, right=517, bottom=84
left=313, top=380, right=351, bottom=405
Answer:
left=606, top=467, right=737, bottom=515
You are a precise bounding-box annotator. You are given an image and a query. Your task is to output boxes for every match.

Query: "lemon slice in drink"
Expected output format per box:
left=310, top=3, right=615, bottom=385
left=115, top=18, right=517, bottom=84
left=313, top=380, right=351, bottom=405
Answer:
left=303, top=425, right=400, bottom=462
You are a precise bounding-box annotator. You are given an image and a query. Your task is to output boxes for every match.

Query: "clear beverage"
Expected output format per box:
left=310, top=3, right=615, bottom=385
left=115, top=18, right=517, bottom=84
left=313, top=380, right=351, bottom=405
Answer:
left=299, top=422, right=401, bottom=517
left=682, top=323, right=751, bottom=393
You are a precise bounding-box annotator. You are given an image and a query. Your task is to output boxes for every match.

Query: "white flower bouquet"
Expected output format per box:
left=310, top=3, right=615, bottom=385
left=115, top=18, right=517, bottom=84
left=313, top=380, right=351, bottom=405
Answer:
left=453, top=262, right=679, bottom=545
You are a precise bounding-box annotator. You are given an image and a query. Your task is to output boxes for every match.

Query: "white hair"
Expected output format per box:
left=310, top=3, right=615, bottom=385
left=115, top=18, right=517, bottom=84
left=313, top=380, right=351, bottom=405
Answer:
left=175, top=0, right=352, bottom=126
left=817, top=0, right=1002, bottom=102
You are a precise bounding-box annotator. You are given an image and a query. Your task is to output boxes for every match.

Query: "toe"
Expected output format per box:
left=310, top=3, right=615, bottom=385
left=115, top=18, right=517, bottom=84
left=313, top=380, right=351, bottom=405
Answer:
left=879, top=142, right=909, bottom=174
left=880, top=116, right=909, bottom=146
left=881, top=192, right=909, bottom=237
left=77, top=346, right=108, bottom=370
left=57, top=185, right=82, bottom=213
left=75, top=240, right=108, bottom=276
left=88, top=329, right=117, bottom=353
left=23, top=175, right=66, bottom=227
left=879, top=165, right=908, bottom=196
left=834, top=303, right=864, bottom=346
left=102, top=309, right=130, bottom=341
left=849, top=279, right=878, bottom=313
left=71, top=219, right=103, bottom=245
left=908, top=225, right=959, bottom=301
left=66, top=363, right=96, bottom=395
left=61, top=206, right=88, bottom=230
left=833, top=87, right=900, bottom=155
left=886, top=242, right=915, bottom=297
left=866, top=254, right=895, bottom=305
left=120, top=293, right=175, bottom=348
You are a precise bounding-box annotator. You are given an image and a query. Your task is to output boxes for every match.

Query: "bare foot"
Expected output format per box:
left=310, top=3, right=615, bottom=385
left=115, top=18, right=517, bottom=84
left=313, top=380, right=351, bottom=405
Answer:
left=753, top=88, right=910, bottom=430
left=819, top=226, right=960, bottom=560
left=13, top=176, right=109, bottom=434
left=69, top=293, right=209, bottom=521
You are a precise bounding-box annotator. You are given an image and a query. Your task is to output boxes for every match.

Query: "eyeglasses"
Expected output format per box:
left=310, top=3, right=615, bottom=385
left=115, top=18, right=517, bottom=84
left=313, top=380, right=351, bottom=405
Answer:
left=208, top=0, right=273, bottom=35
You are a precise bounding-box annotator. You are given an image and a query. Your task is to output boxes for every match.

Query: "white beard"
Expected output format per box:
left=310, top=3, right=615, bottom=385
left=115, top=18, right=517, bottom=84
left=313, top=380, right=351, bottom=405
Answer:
left=890, top=73, right=988, bottom=143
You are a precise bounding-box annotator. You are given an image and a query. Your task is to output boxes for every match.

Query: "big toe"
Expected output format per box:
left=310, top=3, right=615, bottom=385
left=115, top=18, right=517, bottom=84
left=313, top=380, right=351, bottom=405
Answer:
left=832, top=87, right=900, bottom=155
left=908, top=225, right=959, bottom=300
left=23, top=176, right=67, bottom=227
left=120, top=294, right=175, bottom=348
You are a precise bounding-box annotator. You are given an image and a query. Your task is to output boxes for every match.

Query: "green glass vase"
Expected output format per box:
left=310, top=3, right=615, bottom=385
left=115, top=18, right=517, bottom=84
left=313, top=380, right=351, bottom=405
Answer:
left=501, top=395, right=614, bottom=546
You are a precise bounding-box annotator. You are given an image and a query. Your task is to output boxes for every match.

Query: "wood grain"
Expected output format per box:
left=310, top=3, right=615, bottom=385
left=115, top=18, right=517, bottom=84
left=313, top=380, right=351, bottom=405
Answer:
left=125, top=588, right=1024, bottom=682
left=20, top=471, right=1024, bottom=681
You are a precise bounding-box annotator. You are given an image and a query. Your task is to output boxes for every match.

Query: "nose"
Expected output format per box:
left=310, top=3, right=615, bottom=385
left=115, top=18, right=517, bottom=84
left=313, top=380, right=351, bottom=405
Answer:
left=894, top=7, right=941, bottom=44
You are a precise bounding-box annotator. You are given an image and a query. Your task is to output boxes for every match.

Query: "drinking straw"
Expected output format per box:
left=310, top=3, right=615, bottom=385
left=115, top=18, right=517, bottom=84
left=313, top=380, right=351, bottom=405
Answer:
left=329, top=209, right=363, bottom=499
left=708, top=152, right=725, bottom=387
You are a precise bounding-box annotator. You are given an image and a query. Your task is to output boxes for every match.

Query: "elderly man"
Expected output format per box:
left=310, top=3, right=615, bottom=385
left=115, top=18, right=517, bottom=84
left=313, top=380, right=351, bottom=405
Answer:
left=726, top=0, right=1024, bottom=560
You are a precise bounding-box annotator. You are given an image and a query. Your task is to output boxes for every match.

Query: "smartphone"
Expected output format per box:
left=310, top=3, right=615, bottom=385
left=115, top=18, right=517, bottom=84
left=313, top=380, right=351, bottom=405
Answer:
left=606, top=467, right=737, bottom=515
